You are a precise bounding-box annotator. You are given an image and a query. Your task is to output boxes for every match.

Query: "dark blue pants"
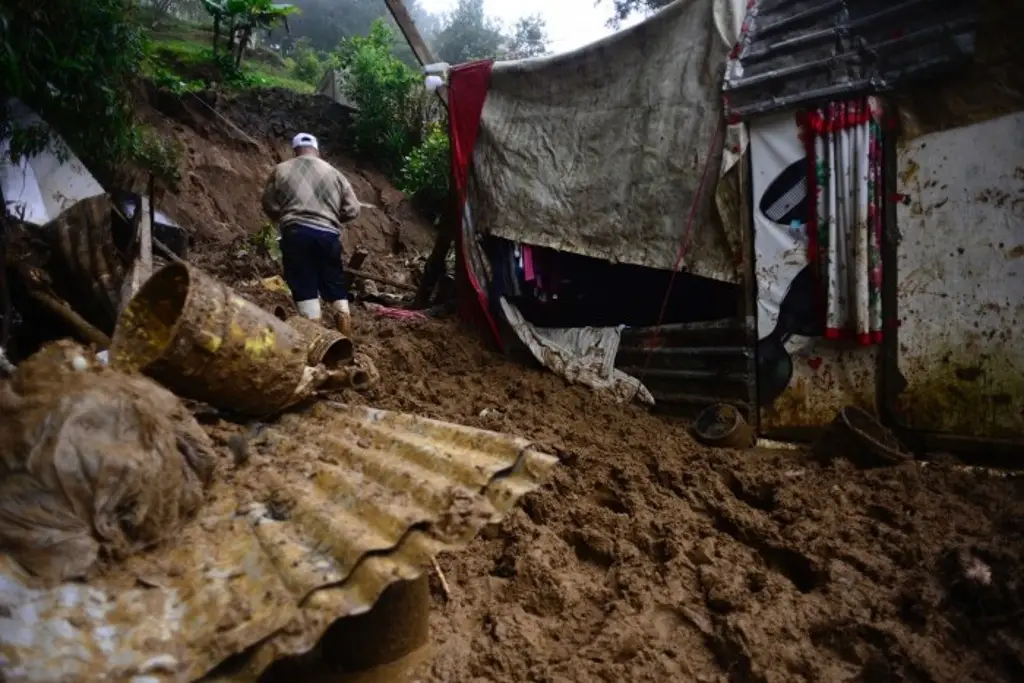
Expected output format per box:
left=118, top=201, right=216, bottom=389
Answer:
left=280, top=224, right=347, bottom=302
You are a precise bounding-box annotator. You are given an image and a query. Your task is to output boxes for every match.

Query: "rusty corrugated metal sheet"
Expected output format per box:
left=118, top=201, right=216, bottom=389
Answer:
left=723, top=0, right=978, bottom=120
left=0, top=402, right=558, bottom=683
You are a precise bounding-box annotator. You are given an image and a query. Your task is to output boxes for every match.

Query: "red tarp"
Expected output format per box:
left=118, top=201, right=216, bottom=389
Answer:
left=447, top=60, right=501, bottom=348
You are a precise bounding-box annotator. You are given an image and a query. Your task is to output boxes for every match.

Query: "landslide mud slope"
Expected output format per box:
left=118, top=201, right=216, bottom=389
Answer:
left=135, top=84, right=435, bottom=284
left=146, top=84, right=1024, bottom=682
left=347, top=313, right=1024, bottom=683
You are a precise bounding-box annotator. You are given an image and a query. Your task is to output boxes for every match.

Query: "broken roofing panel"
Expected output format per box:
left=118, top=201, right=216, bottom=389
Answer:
left=0, top=403, right=558, bottom=683
left=723, top=0, right=978, bottom=120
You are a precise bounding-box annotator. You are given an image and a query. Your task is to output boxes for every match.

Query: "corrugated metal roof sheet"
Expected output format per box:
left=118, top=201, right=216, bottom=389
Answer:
left=0, top=402, right=558, bottom=683
left=722, top=0, right=978, bottom=120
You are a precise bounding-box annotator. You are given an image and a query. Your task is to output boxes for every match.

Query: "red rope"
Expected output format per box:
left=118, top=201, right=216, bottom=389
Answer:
left=634, top=118, right=726, bottom=395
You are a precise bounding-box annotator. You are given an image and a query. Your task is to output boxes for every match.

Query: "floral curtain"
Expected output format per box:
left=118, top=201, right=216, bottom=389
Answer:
left=800, top=97, right=885, bottom=345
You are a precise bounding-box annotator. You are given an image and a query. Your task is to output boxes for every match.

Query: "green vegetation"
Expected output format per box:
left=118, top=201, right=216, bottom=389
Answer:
left=0, top=0, right=181, bottom=188
left=144, top=10, right=314, bottom=93
left=400, top=122, right=450, bottom=220
left=200, top=0, right=297, bottom=67
left=1, top=0, right=566, bottom=223
left=334, top=20, right=448, bottom=219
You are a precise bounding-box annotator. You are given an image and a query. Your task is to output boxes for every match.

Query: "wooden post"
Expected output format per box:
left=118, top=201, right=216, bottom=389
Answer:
left=119, top=188, right=154, bottom=312
left=383, top=0, right=448, bottom=108
left=342, top=248, right=369, bottom=291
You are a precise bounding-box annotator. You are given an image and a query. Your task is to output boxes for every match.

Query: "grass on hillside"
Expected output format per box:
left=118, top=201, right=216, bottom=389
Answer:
left=142, top=11, right=315, bottom=94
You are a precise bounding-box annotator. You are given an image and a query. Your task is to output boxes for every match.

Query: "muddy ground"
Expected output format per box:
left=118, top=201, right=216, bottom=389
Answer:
left=343, top=312, right=1024, bottom=683
left=143, top=85, right=1024, bottom=682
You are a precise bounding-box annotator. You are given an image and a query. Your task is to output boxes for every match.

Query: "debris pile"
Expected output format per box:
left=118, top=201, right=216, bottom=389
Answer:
left=0, top=340, right=215, bottom=581
left=0, top=85, right=552, bottom=681
left=2, top=81, right=1022, bottom=683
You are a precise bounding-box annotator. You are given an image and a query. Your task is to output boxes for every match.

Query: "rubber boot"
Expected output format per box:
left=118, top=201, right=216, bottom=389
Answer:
left=332, top=299, right=353, bottom=336
left=336, top=312, right=353, bottom=336
left=296, top=298, right=322, bottom=321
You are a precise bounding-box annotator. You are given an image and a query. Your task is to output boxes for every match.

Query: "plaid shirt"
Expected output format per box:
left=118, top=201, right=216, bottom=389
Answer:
left=261, top=156, right=360, bottom=234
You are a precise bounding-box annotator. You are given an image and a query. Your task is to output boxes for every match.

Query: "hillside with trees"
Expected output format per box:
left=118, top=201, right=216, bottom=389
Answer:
left=1, top=0, right=657, bottom=219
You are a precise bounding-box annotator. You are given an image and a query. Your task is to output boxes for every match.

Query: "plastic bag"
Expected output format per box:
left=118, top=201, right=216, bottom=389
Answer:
left=0, top=341, right=217, bottom=581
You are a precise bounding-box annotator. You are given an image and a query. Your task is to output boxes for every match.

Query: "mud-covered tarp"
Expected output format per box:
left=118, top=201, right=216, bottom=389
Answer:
left=0, top=342, right=215, bottom=582
left=499, top=298, right=654, bottom=405
left=470, top=0, right=743, bottom=283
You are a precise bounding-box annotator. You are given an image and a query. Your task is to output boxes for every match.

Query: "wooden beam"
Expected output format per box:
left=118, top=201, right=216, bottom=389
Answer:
left=383, top=0, right=448, bottom=107
left=347, top=267, right=418, bottom=293
left=119, top=192, right=154, bottom=312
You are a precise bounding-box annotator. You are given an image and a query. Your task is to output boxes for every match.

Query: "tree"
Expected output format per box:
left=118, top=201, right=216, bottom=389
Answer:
left=607, top=0, right=672, bottom=27
left=231, top=1, right=298, bottom=67
left=432, top=0, right=505, bottom=64
left=266, top=0, right=437, bottom=68
left=202, top=0, right=296, bottom=64
left=504, top=15, right=549, bottom=60
left=335, top=19, right=425, bottom=175
left=430, top=1, right=549, bottom=64
left=290, top=37, right=323, bottom=84
left=0, top=0, right=176, bottom=187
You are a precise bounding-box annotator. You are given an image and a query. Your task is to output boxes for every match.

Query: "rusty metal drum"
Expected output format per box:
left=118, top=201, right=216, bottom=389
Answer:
left=110, top=262, right=312, bottom=416
left=284, top=315, right=354, bottom=369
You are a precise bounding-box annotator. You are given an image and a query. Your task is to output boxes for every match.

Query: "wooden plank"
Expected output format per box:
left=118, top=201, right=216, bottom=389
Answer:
left=383, top=0, right=448, bottom=107
left=347, top=267, right=417, bottom=293
left=119, top=193, right=154, bottom=312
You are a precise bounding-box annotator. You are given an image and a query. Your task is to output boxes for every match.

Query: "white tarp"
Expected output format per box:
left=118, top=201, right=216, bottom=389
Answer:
left=1, top=99, right=105, bottom=226
left=499, top=298, right=654, bottom=405
left=750, top=112, right=806, bottom=339
left=470, top=0, right=746, bottom=283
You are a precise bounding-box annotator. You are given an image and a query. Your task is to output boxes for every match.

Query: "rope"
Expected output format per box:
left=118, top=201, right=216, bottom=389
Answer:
left=187, top=91, right=261, bottom=147
left=631, top=117, right=726, bottom=402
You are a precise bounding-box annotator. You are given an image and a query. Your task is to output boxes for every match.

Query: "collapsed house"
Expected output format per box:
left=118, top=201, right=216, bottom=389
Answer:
left=444, top=0, right=1023, bottom=454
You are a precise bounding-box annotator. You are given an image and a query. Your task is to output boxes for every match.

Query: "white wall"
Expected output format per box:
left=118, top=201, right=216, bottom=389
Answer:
left=895, top=110, right=1024, bottom=439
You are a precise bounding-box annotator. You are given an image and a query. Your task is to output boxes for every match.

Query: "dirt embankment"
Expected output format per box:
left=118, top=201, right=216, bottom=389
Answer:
left=140, top=84, right=1024, bottom=682
left=135, top=83, right=435, bottom=285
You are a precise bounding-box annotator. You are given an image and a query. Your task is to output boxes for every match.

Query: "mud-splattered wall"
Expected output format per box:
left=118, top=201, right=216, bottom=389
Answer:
left=894, top=111, right=1024, bottom=439
left=749, top=113, right=878, bottom=432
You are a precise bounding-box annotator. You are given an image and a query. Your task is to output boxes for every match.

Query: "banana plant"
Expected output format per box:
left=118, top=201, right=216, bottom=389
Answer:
left=231, top=1, right=297, bottom=67
left=200, top=0, right=226, bottom=56
left=201, top=0, right=296, bottom=63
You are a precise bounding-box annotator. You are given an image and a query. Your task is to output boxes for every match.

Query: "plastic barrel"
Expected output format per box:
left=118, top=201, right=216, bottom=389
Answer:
left=110, top=262, right=312, bottom=416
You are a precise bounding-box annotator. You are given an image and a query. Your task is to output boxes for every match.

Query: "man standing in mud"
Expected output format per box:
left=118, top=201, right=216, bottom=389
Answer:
left=261, top=132, right=360, bottom=335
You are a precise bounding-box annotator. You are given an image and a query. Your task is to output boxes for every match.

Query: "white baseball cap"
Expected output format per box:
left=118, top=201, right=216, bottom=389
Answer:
left=291, top=132, right=319, bottom=150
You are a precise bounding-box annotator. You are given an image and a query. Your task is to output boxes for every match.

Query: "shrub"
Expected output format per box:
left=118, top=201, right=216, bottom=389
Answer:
left=399, top=122, right=450, bottom=221
left=290, top=38, right=323, bottom=85
left=334, top=19, right=450, bottom=221
left=0, top=0, right=165, bottom=186
left=334, top=19, right=424, bottom=176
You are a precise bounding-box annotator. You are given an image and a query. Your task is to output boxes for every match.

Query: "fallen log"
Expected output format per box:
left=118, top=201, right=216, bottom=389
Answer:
left=27, top=289, right=111, bottom=348
left=346, top=267, right=417, bottom=293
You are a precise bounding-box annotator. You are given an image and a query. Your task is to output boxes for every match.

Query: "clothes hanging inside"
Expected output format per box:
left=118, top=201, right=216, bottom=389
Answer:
left=486, top=238, right=562, bottom=303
